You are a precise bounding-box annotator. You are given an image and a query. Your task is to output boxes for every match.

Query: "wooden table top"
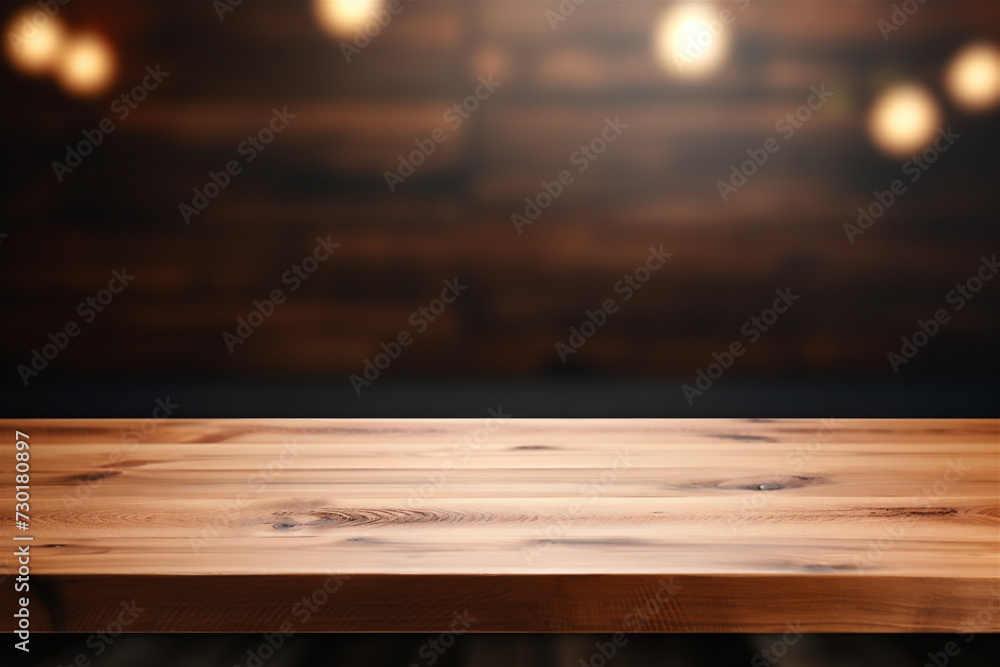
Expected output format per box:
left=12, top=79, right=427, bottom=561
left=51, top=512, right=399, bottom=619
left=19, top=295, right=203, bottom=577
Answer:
left=2, top=418, right=998, bottom=632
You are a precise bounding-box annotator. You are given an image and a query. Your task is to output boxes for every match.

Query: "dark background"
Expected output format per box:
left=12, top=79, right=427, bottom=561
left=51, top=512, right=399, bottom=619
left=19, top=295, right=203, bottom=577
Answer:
left=5, top=633, right=1000, bottom=667
left=1, top=0, right=997, bottom=418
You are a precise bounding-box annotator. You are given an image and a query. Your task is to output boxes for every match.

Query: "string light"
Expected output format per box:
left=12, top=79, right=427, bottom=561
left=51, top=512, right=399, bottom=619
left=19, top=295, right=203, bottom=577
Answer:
left=946, top=42, right=1000, bottom=111
left=314, top=0, right=381, bottom=37
left=3, top=7, right=66, bottom=75
left=654, top=4, right=731, bottom=78
left=868, top=84, right=941, bottom=157
left=56, top=33, right=116, bottom=97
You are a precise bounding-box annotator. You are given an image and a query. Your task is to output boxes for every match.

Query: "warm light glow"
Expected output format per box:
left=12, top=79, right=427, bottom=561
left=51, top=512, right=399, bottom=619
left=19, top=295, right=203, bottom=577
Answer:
left=3, top=8, right=66, bottom=75
left=946, top=42, right=1000, bottom=111
left=314, top=0, right=382, bottom=36
left=56, top=34, right=116, bottom=97
left=868, top=84, right=941, bottom=157
left=654, top=4, right=730, bottom=78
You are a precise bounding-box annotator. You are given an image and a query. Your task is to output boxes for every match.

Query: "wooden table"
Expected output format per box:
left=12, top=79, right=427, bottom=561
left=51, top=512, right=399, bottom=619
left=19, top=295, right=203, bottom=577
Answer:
left=2, top=418, right=997, bottom=632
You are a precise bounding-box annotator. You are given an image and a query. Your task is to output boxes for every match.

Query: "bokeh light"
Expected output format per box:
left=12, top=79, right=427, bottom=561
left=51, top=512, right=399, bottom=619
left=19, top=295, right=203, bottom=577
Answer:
left=3, top=7, right=66, bottom=75
left=55, top=33, right=116, bottom=97
left=654, top=3, right=731, bottom=78
left=867, top=84, right=941, bottom=157
left=946, top=42, right=1000, bottom=111
left=314, top=0, right=382, bottom=37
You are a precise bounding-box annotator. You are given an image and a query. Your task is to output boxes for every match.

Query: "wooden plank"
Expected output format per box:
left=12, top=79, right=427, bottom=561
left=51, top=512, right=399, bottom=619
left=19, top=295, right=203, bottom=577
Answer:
left=1, top=418, right=998, bottom=632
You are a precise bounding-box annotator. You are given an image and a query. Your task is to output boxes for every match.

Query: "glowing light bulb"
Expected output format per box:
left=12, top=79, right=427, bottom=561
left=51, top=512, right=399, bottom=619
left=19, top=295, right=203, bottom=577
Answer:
left=868, top=84, right=941, bottom=157
left=314, top=0, right=381, bottom=37
left=654, top=4, right=730, bottom=78
left=946, top=42, right=1000, bottom=111
left=3, top=8, right=66, bottom=75
left=56, top=33, right=116, bottom=97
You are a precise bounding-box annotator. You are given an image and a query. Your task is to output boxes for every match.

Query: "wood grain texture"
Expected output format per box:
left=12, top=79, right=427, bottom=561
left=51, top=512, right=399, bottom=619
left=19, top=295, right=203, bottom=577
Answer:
left=2, top=418, right=998, bottom=632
